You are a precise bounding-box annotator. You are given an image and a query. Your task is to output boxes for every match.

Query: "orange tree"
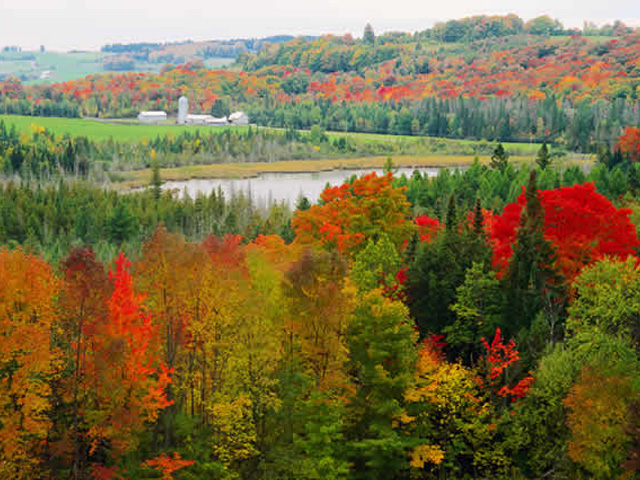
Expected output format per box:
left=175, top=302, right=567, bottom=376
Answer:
left=292, top=172, right=415, bottom=258
left=0, top=248, right=60, bottom=479
left=617, top=127, right=640, bottom=163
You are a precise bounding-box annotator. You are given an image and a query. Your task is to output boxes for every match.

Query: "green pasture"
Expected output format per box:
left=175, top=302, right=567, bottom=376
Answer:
left=1, top=113, right=547, bottom=157
left=0, top=114, right=247, bottom=142
left=0, top=50, right=234, bottom=85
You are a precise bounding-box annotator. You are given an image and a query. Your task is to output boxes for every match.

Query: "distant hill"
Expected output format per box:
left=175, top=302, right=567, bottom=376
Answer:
left=1, top=14, right=639, bottom=151
left=101, top=35, right=317, bottom=64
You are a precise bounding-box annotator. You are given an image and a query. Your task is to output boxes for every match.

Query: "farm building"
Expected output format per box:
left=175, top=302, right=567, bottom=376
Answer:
left=138, top=111, right=167, bottom=123
left=185, top=114, right=228, bottom=126
left=229, top=111, right=249, bottom=125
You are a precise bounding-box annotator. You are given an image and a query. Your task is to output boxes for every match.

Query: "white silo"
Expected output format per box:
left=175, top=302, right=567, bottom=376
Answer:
left=178, top=96, right=188, bottom=125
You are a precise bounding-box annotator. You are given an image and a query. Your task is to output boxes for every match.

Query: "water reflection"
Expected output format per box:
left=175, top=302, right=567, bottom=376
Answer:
left=163, top=167, right=441, bottom=206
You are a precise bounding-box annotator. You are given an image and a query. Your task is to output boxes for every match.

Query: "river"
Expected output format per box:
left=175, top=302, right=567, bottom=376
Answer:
left=162, top=166, right=442, bottom=206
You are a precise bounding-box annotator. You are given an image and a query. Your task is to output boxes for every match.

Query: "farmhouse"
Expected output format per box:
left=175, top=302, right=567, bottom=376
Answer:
left=138, top=111, right=167, bottom=123
left=228, top=111, right=249, bottom=125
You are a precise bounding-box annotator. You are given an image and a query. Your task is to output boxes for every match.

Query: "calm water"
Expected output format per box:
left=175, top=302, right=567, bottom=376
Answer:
left=162, top=167, right=441, bottom=206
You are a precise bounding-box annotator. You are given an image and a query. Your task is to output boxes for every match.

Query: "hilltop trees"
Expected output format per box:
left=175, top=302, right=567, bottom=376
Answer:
left=363, top=23, right=375, bottom=45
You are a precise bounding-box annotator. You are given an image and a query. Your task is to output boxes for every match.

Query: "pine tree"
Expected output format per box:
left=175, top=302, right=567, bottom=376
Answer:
left=490, top=143, right=509, bottom=171
left=363, top=23, right=375, bottom=45
left=504, top=170, right=560, bottom=335
left=536, top=143, right=551, bottom=170
left=473, top=197, right=484, bottom=237
left=150, top=154, right=163, bottom=202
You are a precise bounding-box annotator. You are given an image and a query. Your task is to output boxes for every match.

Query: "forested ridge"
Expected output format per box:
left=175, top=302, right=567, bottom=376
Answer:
left=2, top=14, right=640, bottom=151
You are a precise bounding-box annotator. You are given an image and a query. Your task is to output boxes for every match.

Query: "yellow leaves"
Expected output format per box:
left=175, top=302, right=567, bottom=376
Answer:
left=29, top=123, right=46, bottom=136
left=410, top=444, right=445, bottom=468
left=209, top=395, right=259, bottom=465
left=0, top=248, right=59, bottom=478
left=563, top=366, right=637, bottom=478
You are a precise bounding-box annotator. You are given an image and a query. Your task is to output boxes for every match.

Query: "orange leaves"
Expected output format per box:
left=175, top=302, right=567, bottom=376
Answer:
left=617, top=126, right=640, bottom=163
left=409, top=444, right=445, bottom=468
left=564, top=366, right=637, bottom=478
left=292, top=172, right=414, bottom=257
left=0, top=248, right=60, bottom=478
left=143, top=452, right=195, bottom=480
left=82, top=252, right=172, bottom=454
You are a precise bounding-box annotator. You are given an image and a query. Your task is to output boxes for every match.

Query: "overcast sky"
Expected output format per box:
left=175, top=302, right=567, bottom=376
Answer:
left=1, top=0, right=639, bottom=51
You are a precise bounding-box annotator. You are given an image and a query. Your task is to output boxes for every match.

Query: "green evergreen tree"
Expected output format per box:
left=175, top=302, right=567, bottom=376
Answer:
left=504, top=170, right=560, bottom=336
left=536, top=143, right=551, bottom=170
left=107, top=203, right=138, bottom=245
left=345, top=292, right=417, bottom=480
left=473, top=197, right=484, bottom=236
left=363, top=23, right=375, bottom=45
left=150, top=156, right=163, bottom=202
left=490, top=143, right=509, bottom=171
left=295, top=195, right=311, bottom=211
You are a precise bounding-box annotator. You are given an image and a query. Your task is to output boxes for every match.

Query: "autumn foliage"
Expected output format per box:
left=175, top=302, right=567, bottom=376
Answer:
left=490, top=182, right=639, bottom=282
left=0, top=248, right=59, bottom=479
left=292, top=172, right=414, bottom=255
left=617, top=127, right=640, bottom=163
left=81, top=253, right=172, bottom=456
left=143, top=452, right=195, bottom=480
left=2, top=171, right=640, bottom=479
left=478, top=328, right=534, bottom=401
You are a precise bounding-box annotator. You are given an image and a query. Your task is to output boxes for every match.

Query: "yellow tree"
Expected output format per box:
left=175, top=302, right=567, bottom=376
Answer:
left=0, top=248, right=59, bottom=479
left=135, top=226, right=209, bottom=447
left=283, top=248, right=355, bottom=391
left=564, top=366, right=639, bottom=479
left=403, top=339, right=509, bottom=478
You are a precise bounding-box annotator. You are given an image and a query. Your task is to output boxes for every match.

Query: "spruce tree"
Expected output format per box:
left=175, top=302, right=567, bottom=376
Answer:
left=504, top=170, right=560, bottom=335
left=150, top=156, right=163, bottom=202
left=363, top=23, right=375, bottom=45
left=536, top=143, right=551, bottom=170
left=490, top=143, right=509, bottom=171
left=473, top=197, right=484, bottom=236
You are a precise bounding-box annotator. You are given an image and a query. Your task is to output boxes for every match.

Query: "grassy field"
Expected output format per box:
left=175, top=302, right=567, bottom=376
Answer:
left=324, top=130, right=542, bottom=156
left=0, top=114, right=544, bottom=157
left=0, top=114, right=248, bottom=141
left=0, top=51, right=233, bottom=85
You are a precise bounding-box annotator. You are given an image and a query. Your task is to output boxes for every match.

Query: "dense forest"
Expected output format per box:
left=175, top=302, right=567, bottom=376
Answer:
left=3, top=150, right=640, bottom=478
left=1, top=14, right=640, bottom=151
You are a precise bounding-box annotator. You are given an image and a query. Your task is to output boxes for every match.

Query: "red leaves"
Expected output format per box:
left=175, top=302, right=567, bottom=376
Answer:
left=481, top=328, right=520, bottom=381
left=415, top=215, right=443, bottom=243
left=143, top=452, right=195, bottom=480
left=490, top=182, right=639, bottom=283
left=81, top=253, right=172, bottom=454
left=479, top=328, right=534, bottom=401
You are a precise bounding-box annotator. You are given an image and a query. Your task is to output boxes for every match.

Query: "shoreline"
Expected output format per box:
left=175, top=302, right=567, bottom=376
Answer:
left=115, top=155, right=495, bottom=189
